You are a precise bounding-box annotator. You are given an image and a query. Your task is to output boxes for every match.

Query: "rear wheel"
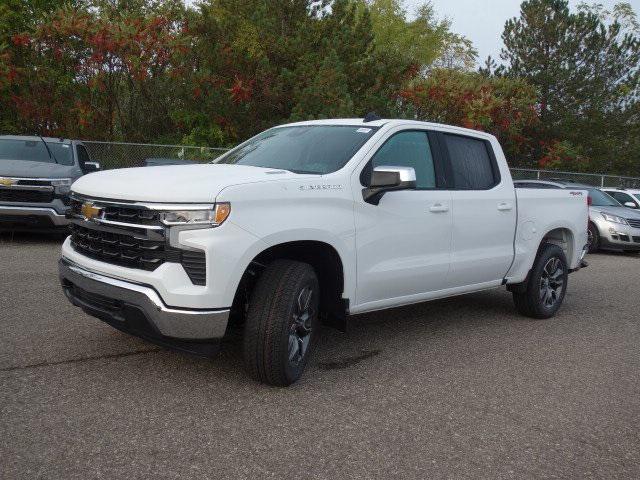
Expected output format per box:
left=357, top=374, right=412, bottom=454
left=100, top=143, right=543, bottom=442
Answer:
left=587, top=222, right=600, bottom=253
left=512, top=243, right=568, bottom=319
left=243, top=259, right=319, bottom=386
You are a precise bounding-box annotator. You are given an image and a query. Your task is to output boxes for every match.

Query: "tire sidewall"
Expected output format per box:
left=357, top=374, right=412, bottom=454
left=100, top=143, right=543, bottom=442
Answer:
left=528, top=244, right=569, bottom=318
left=588, top=222, right=599, bottom=253
left=280, top=270, right=320, bottom=384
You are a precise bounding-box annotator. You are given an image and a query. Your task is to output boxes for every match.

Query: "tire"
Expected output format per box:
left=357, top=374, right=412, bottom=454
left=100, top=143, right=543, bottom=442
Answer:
left=512, top=243, right=569, bottom=319
left=243, top=259, right=320, bottom=386
left=587, top=222, right=600, bottom=253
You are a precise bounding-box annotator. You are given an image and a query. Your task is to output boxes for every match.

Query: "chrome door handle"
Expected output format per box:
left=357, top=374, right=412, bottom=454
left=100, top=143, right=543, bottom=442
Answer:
left=429, top=203, right=449, bottom=213
left=497, top=202, right=513, bottom=211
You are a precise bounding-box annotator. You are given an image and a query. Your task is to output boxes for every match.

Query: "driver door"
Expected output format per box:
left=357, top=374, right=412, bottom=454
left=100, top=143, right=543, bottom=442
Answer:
left=353, top=129, right=452, bottom=311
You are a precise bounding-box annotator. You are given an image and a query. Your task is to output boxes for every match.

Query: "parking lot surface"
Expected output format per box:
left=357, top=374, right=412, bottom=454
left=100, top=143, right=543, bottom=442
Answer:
left=1, top=234, right=639, bottom=479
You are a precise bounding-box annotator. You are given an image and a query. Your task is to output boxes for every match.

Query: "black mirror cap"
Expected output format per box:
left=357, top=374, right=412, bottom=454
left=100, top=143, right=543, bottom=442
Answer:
left=83, top=162, right=101, bottom=173
left=370, top=169, right=402, bottom=188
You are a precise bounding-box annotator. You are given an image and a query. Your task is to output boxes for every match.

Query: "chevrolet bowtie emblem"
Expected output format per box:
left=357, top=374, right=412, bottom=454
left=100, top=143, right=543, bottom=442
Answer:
left=81, top=202, right=102, bottom=221
left=0, top=177, right=16, bottom=186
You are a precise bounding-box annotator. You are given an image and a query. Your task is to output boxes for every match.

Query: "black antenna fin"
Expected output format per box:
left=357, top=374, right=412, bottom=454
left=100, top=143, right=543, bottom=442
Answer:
left=363, top=112, right=381, bottom=123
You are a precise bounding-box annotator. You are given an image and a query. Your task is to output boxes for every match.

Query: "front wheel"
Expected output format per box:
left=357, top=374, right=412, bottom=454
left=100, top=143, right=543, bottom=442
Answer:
left=512, top=243, right=568, bottom=319
left=243, top=259, right=320, bottom=386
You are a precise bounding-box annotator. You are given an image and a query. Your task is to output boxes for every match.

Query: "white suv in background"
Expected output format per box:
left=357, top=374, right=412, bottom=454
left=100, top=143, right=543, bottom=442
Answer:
left=601, top=188, right=640, bottom=210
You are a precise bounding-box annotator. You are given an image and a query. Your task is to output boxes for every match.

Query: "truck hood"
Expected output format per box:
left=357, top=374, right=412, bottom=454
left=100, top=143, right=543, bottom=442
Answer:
left=71, top=164, right=309, bottom=203
left=0, top=159, right=81, bottom=179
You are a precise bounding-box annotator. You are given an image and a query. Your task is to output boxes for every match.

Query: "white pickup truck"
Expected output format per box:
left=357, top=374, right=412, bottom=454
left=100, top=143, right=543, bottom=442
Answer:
left=59, top=118, right=589, bottom=386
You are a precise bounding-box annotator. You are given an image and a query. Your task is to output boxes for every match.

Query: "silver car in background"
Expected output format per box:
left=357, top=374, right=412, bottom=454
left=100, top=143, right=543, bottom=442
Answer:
left=514, top=180, right=640, bottom=253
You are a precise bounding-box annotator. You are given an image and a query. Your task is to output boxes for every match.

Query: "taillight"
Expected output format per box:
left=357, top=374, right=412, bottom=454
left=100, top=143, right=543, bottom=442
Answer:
left=587, top=195, right=592, bottom=206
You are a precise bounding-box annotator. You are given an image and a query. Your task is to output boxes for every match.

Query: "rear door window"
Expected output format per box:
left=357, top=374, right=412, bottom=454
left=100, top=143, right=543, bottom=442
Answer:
left=443, top=134, right=498, bottom=190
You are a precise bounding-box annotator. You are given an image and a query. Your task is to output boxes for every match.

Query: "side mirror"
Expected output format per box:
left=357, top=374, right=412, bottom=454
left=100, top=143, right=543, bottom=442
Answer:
left=624, top=201, right=637, bottom=208
left=363, top=166, right=417, bottom=205
left=83, top=161, right=101, bottom=173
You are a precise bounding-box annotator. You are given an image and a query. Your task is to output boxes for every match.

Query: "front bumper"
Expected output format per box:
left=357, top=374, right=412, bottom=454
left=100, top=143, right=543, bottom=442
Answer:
left=0, top=204, right=69, bottom=228
left=596, top=221, right=640, bottom=251
left=59, top=258, right=230, bottom=356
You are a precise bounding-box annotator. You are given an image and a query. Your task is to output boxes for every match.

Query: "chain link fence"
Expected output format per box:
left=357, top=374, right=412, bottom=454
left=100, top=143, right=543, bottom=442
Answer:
left=82, top=140, right=229, bottom=170
left=81, top=140, right=640, bottom=188
left=510, top=168, right=640, bottom=188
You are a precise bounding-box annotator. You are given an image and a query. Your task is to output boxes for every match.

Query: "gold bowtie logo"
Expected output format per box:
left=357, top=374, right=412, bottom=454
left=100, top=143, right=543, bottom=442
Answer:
left=81, top=202, right=102, bottom=221
left=0, top=177, right=16, bottom=186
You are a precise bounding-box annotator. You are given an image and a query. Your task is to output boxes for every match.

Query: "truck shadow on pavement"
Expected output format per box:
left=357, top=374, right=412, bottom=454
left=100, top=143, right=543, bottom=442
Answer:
left=215, top=288, right=522, bottom=381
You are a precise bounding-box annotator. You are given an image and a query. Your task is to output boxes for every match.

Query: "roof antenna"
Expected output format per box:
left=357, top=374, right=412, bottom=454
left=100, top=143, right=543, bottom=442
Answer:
left=363, top=112, right=381, bottom=123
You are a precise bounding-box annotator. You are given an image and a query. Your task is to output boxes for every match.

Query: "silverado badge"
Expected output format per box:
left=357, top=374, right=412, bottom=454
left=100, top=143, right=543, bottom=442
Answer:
left=81, top=202, right=103, bottom=221
left=0, top=177, right=16, bottom=186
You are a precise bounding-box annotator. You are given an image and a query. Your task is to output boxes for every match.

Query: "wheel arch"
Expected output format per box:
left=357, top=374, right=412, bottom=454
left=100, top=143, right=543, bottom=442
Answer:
left=230, top=239, right=349, bottom=330
left=539, top=227, right=574, bottom=263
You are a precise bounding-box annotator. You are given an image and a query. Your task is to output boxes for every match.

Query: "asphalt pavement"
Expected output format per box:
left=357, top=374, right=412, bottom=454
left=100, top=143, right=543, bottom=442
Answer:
left=1, top=233, right=639, bottom=479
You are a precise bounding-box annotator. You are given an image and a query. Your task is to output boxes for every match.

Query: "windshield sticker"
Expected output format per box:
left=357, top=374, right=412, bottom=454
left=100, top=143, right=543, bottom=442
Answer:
left=357, top=128, right=372, bottom=133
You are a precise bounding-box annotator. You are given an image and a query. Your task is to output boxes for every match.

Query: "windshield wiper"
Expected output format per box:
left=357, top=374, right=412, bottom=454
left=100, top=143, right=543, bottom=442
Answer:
left=38, top=135, right=58, bottom=164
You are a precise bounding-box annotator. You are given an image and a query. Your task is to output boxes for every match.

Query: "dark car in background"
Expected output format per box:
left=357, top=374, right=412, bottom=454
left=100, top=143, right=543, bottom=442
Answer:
left=0, top=135, right=100, bottom=232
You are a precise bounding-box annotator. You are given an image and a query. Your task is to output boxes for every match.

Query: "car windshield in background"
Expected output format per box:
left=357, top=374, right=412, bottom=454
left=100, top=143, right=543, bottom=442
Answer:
left=590, top=189, right=622, bottom=207
left=214, top=125, right=378, bottom=174
left=0, top=139, right=74, bottom=166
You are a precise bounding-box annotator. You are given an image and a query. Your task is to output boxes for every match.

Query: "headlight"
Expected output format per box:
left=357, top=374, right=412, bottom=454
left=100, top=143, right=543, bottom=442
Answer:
left=51, top=178, right=73, bottom=195
left=160, top=203, right=231, bottom=227
left=601, top=212, right=628, bottom=225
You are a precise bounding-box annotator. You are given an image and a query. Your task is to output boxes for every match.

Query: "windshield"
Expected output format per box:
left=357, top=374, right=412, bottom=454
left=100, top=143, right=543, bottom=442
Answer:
left=589, top=189, right=622, bottom=207
left=0, top=139, right=74, bottom=165
left=214, top=125, right=378, bottom=174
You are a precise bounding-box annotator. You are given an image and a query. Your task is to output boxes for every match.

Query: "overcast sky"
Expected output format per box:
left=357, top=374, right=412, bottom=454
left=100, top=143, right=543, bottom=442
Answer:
left=408, top=0, right=640, bottom=64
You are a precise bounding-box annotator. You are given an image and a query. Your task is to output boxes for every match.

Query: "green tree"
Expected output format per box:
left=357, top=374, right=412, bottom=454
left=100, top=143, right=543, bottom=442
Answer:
left=500, top=0, right=640, bottom=173
left=365, top=0, right=476, bottom=71
left=398, top=69, right=540, bottom=166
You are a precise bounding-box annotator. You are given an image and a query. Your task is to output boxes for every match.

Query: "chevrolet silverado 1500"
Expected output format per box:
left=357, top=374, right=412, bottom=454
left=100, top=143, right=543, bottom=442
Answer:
left=0, top=136, right=100, bottom=231
left=59, top=118, right=589, bottom=386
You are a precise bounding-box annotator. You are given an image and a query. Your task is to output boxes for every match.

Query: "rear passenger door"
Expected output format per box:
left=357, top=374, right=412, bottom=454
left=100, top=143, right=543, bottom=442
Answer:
left=440, top=133, right=517, bottom=288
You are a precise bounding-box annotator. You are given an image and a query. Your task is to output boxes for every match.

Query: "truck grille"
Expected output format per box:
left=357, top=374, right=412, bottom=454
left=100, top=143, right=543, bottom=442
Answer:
left=68, top=196, right=207, bottom=285
left=626, top=218, right=640, bottom=229
left=70, top=223, right=168, bottom=271
left=0, top=189, right=54, bottom=203
left=69, top=198, right=160, bottom=225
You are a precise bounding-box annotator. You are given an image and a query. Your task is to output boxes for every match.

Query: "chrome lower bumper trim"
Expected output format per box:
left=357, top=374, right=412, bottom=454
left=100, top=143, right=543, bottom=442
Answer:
left=59, top=258, right=229, bottom=340
left=0, top=205, right=69, bottom=226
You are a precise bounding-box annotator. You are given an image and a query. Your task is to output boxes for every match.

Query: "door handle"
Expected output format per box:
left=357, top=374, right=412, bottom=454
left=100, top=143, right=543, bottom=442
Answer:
left=497, top=202, right=513, bottom=211
left=429, top=203, right=449, bottom=213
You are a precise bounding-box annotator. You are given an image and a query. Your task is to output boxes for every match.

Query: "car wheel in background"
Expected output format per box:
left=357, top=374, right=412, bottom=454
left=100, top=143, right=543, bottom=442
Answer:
left=243, top=259, right=320, bottom=387
left=587, top=222, right=600, bottom=253
left=512, top=243, right=569, bottom=319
